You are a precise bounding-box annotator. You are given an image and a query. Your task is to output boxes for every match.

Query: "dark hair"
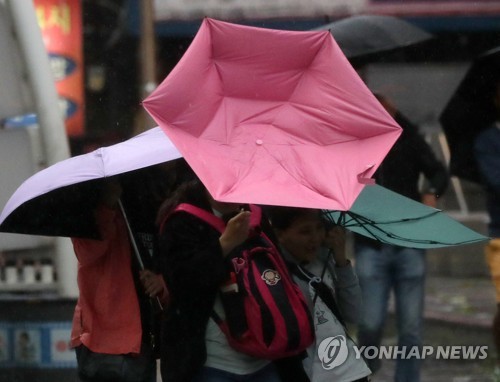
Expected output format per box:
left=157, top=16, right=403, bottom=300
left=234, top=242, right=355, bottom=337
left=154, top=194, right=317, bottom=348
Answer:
left=172, top=158, right=196, bottom=186
left=266, top=206, right=321, bottom=231
left=155, top=177, right=212, bottom=227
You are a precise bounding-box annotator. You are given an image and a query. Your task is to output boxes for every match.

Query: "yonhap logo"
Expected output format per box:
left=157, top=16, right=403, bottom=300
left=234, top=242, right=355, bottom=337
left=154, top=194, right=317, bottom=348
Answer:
left=318, top=335, right=349, bottom=370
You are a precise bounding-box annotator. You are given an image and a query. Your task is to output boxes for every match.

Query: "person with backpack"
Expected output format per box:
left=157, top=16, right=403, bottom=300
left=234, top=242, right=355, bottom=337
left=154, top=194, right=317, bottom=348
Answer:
left=156, top=176, right=313, bottom=382
left=267, top=206, right=371, bottom=382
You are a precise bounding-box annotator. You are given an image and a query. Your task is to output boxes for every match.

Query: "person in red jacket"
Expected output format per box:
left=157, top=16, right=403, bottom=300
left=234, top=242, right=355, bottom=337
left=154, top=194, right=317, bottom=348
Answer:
left=70, top=177, right=168, bottom=382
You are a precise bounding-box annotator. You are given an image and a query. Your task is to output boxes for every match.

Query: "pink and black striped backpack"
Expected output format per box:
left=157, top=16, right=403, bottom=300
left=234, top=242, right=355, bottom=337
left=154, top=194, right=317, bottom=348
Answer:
left=172, top=203, right=314, bottom=359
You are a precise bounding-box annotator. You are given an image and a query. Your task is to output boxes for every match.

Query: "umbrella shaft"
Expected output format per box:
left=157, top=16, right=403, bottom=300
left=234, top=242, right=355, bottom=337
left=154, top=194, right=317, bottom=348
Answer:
left=118, top=199, right=145, bottom=270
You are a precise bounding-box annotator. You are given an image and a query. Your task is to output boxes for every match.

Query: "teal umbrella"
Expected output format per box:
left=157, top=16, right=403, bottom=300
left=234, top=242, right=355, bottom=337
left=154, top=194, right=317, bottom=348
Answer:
left=324, top=185, right=488, bottom=249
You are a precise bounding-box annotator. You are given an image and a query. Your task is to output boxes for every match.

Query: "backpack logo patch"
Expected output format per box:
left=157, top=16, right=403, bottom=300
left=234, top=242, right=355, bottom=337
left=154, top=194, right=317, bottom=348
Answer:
left=261, top=269, right=281, bottom=286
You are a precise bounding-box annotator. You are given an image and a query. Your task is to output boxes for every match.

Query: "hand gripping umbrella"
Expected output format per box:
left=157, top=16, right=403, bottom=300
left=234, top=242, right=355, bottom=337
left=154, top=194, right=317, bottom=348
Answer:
left=324, top=184, right=488, bottom=249
left=143, top=18, right=402, bottom=211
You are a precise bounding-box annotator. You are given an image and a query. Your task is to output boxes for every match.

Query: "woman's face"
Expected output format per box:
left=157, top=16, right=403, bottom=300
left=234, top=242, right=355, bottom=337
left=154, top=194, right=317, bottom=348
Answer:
left=277, top=212, right=325, bottom=264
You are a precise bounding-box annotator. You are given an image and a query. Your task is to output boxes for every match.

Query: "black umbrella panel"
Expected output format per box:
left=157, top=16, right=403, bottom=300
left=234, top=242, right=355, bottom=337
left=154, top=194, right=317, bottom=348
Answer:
left=440, top=46, right=500, bottom=183
left=313, top=15, right=433, bottom=59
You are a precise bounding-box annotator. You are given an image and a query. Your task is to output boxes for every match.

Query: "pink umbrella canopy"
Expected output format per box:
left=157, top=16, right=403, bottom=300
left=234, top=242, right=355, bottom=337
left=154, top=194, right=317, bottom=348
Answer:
left=0, top=127, right=182, bottom=238
left=143, top=18, right=402, bottom=210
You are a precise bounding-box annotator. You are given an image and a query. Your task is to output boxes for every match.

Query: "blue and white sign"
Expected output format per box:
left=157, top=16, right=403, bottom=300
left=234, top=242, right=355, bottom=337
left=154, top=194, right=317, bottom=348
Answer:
left=0, top=321, right=76, bottom=369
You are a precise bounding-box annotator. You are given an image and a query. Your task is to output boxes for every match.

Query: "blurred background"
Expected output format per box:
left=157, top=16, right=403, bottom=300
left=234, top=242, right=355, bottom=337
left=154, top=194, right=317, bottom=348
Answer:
left=0, top=0, right=499, bottom=380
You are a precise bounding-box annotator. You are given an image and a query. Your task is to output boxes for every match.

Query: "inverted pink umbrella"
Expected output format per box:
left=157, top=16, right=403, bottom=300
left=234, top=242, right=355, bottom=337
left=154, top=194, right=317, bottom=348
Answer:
left=143, top=18, right=402, bottom=210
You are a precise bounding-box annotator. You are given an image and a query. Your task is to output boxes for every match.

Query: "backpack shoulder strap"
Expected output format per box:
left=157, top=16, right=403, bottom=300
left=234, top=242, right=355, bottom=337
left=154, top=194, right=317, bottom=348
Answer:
left=162, top=203, right=262, bottom=235
left=289, top=262, right=315, bottom=282
left=174, top=203, right=226, bottom=233
left=248, top=204, right=262, bottom=228
left=290, top=263, right=347, bottom=328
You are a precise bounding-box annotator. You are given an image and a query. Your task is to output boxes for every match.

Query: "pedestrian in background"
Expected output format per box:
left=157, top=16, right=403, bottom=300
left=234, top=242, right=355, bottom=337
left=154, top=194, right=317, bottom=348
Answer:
left=474, top=79, right=500, bottom=375
left=354, top=94, right=449, bottom=382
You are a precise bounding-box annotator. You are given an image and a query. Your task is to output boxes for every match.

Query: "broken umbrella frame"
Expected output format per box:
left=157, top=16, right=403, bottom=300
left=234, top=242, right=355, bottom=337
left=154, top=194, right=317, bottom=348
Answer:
left=322, top=184, right=488, bottom=249
left=143, top=18, right=402, bottom=212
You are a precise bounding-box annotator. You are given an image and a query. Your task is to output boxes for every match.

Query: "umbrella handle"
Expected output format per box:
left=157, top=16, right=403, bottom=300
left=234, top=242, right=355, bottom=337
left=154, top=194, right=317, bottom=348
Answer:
left=118, top=199, right=163, bottom=311
left=118, top=199, right=145, bottom=269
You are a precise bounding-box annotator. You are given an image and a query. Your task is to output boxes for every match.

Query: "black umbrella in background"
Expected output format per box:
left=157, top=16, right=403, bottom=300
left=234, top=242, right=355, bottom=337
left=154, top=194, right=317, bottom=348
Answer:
left=313, top=15, right=433, bottom=59
left=440, top=46, right=500, bottom=183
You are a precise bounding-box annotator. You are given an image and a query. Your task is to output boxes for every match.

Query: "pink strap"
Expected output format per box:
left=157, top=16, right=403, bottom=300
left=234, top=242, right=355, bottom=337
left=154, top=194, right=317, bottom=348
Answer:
left=159, top=204, right=219, bottom=234
left=161, top=203, right=262, bottom=234
left=248, top=204, right=262, bottom=227
left=175, top=203, right=226, bottom=233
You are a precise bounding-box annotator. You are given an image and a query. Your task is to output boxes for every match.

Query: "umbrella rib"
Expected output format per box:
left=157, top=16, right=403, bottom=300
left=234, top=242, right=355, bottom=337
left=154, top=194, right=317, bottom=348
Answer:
left=321, top=210, right=382, bottom=240
left=343, top=211, right=481, bottom=246
left=351, top=210, right=442, bottom=226
left=286, top=35, right=328, bottom=104
left=348, top=211, right=440, bottom=244
left=322, top=210, right=347, bottom=227
left=345, top=212, right=386, bottom=242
